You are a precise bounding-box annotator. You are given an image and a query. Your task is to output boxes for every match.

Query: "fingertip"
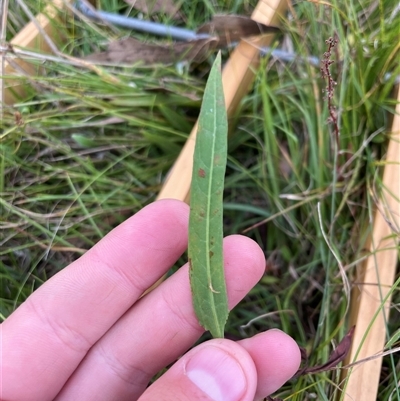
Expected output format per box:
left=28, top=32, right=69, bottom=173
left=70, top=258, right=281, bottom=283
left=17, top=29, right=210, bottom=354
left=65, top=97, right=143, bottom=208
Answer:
left=140, top=340, right=258, bottom=401
left=224, top=235, right=265, bottom=277
left=240, top=329, right=301, bottom=398
left=145, top=198, right=190, bottom=226
left=152, top=198, right=190, bottom=212
left=223, top=235, right=266, bottom=308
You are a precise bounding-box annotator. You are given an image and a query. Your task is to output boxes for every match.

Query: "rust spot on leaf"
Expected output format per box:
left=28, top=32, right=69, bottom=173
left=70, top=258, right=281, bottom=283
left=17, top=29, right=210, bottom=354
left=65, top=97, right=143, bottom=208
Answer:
left=198, top=168, right=206, bottom=178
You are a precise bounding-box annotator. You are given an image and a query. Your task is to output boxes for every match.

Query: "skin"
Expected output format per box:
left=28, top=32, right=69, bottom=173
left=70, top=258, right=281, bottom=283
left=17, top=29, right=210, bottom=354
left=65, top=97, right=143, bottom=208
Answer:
left=1, top=199, right=301, bottom=401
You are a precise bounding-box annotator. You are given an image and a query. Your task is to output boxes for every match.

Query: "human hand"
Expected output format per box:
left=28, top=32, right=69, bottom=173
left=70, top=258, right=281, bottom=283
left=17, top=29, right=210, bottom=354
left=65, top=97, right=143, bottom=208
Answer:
left=2, top=199, right=301, bottom=401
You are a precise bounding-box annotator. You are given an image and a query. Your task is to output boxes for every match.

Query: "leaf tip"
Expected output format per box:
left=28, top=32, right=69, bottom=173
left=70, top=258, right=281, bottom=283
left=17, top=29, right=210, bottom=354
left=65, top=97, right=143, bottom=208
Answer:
left=215, top=50, right=222, bottom=68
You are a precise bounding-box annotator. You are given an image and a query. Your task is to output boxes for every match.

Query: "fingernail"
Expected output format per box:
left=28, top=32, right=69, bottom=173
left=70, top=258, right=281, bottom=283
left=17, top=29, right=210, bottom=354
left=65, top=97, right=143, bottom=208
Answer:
left=185, top=346, right=247, bottom=401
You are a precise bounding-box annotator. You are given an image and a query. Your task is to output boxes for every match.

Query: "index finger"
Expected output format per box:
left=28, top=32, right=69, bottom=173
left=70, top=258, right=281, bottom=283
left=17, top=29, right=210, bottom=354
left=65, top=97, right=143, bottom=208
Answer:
left=2, top=199, right=189, bottom=401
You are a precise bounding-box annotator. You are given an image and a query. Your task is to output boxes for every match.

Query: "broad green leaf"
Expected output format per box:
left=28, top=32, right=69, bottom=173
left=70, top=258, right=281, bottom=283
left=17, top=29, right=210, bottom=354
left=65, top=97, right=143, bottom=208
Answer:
left=188, top=52, right=228, bottom=338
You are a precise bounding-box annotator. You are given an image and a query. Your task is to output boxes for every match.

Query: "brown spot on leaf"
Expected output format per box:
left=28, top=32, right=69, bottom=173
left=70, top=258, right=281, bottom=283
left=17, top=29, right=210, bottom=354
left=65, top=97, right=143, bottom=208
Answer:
left=198, top=168, right=206, bottom=178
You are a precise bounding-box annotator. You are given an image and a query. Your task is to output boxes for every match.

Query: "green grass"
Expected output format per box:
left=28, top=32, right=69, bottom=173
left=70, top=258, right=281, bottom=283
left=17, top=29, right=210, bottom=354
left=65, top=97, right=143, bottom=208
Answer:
left=1, top=0, right=399, bottom=399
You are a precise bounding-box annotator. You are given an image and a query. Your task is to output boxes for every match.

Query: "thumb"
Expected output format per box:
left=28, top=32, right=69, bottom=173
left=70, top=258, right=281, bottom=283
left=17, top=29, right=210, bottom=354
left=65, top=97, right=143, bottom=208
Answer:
left=139, top=339, right=257, bottom=401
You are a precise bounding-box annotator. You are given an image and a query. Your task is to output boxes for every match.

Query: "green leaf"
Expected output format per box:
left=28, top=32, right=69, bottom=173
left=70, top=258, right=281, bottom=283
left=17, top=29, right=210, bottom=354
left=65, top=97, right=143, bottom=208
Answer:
left=71, top=133, right=97, bottom=148
left=385, top=328, right=400, bottom=349
left=188, top=52, right=229, bottom=338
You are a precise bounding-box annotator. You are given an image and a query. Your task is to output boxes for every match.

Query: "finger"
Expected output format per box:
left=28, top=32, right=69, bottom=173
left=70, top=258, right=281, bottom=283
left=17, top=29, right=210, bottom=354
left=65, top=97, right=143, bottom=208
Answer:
left=239, top=330, right=301, bottom=399
left=1, top=199, right=189, bottom=401
left=140, top=331, right=301, bottom=401
left=54, top=235, right=265, bottom=401
left=139, top=339, right=258, bottom=401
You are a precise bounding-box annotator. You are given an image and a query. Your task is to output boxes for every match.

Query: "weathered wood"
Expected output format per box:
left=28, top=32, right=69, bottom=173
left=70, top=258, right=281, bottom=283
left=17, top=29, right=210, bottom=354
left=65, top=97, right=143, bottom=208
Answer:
left=2, top=0, right=71, bottom=105
left=2, top=0, right=96, bottom=104
left=342, top=84, right=400, bottom=400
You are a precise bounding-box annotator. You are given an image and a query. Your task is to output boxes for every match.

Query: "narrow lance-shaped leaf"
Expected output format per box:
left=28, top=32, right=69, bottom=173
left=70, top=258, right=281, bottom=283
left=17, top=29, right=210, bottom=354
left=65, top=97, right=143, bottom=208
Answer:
left=188, top=52, right=228, bottom=338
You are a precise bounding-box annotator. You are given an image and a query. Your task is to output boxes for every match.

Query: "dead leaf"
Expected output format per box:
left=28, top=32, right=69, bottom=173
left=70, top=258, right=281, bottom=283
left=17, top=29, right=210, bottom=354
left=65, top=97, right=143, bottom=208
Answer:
left=125, top=0, right=180, bottom=18
left=84, top=37, right=217, bottom=65
left=296, top=326, right=356, bottom=376
left=197, top=15, right=280, bottom=47
left=299, top=346, right=308, bottom=362
left=84, top=14, right=281, bottom=65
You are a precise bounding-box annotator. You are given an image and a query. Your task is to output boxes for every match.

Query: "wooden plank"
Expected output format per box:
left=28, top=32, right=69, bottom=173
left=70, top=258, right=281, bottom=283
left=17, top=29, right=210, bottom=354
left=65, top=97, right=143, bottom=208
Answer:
left=157, top=0, right=287, bottom=202
left=342, top=84, right=400, bottom=400
left=2, top=0, right=69, bottom=105
left=2, top=0, right=98, bottom=104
